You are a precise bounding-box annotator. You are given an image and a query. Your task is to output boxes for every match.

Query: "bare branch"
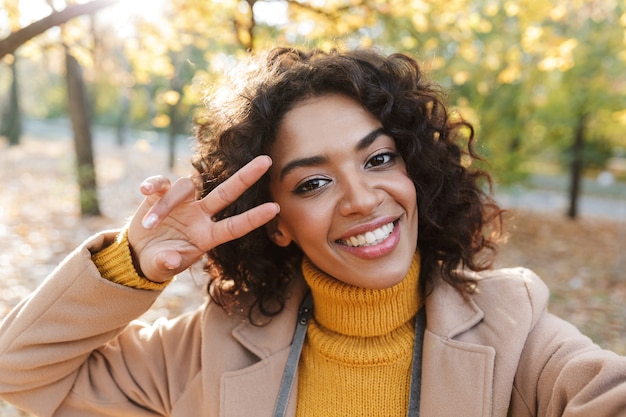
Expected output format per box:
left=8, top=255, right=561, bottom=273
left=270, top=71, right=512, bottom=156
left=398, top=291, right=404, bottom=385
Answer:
left=284, top=0, right=367, bottom=21
left=0, top=0, right=118, bottom=59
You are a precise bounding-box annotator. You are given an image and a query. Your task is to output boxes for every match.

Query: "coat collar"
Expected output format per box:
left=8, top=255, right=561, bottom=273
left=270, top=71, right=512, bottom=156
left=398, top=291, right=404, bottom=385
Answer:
left=211, top=271, right=495, bottom=417
left=234, top=270, right=487, bottom=356
left=421, top=272, right=496, bottom=417
left=425, top=274, right=484, bottom=339
left=205, top=275, right=309, bottom=417
left=231, top=274, right=309, bottom=359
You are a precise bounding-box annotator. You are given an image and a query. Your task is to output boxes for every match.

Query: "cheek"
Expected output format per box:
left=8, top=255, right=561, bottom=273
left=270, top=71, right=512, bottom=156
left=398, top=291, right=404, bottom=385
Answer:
left=279, top=200, right=332, bottom=246
left=397, top=176, right=418, bottom=208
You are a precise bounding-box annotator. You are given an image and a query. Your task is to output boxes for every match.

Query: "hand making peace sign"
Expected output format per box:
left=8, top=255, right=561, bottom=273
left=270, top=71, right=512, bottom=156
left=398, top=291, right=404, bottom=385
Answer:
left=127, top=155, right=279, bottom=283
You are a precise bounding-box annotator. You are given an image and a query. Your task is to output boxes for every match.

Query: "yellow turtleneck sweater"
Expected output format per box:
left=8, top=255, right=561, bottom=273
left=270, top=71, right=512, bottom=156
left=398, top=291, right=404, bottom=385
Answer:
left=297, top=253, right=421, bottom=417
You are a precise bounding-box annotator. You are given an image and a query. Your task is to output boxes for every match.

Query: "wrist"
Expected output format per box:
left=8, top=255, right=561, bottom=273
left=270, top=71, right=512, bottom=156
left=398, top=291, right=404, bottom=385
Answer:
left=92, top=228, right=172, bottom=291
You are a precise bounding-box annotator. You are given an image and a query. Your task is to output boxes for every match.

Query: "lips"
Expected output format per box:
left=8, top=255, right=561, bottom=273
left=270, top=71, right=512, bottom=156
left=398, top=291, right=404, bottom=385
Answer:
left=340, top=221, right=395, bottom=247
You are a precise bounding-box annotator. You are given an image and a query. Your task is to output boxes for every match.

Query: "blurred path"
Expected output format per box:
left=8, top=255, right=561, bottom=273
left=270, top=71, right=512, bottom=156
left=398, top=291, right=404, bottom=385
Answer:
left=23, top=117, right=193, bottom=157
left=495, top=184, right=626, bottom=221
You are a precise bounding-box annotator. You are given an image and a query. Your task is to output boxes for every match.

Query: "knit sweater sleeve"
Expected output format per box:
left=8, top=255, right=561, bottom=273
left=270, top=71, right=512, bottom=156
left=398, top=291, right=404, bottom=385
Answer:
left=91, top=228, right=172, bottom=291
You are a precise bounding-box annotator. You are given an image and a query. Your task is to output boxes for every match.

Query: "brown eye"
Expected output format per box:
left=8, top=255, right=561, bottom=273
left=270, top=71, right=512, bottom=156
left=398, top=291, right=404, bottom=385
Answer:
left=365, top=152, right=396, bottom=168
left=294, top=178, right=330, bottom=194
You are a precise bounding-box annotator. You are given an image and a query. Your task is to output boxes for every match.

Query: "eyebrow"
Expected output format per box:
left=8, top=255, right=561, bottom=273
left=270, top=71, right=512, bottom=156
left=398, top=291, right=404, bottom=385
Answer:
left=278, top=127, right=386, bottom=180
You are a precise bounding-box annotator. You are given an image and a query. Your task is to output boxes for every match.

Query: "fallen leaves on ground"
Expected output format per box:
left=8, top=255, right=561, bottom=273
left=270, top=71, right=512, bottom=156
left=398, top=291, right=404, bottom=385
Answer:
left=496, top=209, right=626, bottom=354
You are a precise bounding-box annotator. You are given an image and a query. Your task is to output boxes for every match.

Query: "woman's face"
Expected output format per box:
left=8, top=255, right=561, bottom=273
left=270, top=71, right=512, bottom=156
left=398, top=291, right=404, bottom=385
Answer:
left=268, top=94, right=418, bottom=289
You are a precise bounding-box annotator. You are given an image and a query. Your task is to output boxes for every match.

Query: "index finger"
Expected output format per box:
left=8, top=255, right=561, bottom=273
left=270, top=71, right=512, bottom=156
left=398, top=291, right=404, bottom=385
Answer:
left=200, top=155, right=272, bottom=215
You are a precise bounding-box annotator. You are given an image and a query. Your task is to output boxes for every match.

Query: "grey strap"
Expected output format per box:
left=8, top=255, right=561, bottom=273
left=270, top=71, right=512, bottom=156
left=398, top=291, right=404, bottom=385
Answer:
left=408, top=306, right=426, bottom=417
left=273, top=293, right=426, bottom=417
left=272, top=291, right=313, bottom=417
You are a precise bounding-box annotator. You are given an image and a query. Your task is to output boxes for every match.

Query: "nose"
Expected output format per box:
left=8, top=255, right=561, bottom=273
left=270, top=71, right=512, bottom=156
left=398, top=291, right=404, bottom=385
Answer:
left=337, top=175, right=383, bottom=216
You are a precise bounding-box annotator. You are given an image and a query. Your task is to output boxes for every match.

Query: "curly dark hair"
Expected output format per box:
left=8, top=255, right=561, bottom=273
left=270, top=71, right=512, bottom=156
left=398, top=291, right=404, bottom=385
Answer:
left=192, top=47, right=503, bottom=322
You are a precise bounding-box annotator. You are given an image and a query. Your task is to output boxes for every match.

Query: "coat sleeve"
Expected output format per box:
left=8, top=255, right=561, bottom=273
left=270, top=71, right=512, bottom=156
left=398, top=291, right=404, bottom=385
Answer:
left=0, top=232, right=203, bottom=417
left=510, top=269, right=626, bottom=417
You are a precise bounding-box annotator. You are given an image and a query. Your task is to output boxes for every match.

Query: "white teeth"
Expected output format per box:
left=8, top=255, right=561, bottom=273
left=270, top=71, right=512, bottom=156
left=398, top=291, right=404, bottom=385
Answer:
left=342, top=222, right=394, bottom=247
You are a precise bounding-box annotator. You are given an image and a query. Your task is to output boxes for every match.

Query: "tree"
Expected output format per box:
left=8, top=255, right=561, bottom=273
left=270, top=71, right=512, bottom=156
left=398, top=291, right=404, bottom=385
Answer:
left=65, top=46, right=100, bottom=216
left=0, top=55, right=21, bottom=145
left=0, top=0, right=117, bottom=215
left=1, top=1, right=23, bottom=146
left=526, top=1, right=626, bottom=218
left=365, top=0, right=626, bottom=218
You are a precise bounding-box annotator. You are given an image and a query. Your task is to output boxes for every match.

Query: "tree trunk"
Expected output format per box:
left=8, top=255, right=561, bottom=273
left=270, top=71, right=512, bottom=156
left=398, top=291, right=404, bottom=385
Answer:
left=234, top=0, right=257, bottom=51
left=65, top=49, right=101, bottom=216
left=168, top=102, right=177, bottom=170
left=566, top=114, right=587, bottom=219
left=116, top=91, right=130, bottom=146
left=166, top=75, right=184, bottom=170
left=1, top=56, right=22, bottom=146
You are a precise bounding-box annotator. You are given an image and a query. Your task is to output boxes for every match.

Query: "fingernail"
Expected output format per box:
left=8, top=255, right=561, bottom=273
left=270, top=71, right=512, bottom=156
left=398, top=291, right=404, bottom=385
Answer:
left=141, top=182, right=154, bottom=193
left=164, top=261, right=179, bottom=270
left=142, top=213, right=158, bottom=229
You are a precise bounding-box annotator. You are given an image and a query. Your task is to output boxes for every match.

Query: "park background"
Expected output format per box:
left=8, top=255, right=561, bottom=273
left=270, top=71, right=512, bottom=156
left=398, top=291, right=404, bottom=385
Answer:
left=1, top=0, right=626, bottom=415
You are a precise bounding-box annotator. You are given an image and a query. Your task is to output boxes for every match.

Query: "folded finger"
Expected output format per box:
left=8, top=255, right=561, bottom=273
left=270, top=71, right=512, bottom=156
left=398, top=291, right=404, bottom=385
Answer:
left=140, top=175, right=172, bottom=196
left=142, top=177, right=196, bottom=229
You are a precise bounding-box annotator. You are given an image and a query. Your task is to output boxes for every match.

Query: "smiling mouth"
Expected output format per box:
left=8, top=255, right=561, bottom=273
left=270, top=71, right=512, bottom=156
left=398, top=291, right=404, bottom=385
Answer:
left=339, top=221, right=395, bottom=247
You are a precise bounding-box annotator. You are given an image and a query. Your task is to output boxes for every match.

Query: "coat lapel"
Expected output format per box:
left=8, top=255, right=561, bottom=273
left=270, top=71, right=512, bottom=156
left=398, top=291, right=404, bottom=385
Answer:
left=421, top=280, right=495, bottom=417
left=209, top=277, right=308, bottom=417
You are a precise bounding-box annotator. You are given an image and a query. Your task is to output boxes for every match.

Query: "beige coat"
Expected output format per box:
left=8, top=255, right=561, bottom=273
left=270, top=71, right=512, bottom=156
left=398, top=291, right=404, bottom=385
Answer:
left=1, top=232, right=625, bottom=417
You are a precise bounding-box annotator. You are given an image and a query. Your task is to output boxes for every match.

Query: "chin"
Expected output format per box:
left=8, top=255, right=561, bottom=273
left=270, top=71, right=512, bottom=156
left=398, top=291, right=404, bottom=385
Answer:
left=356, top=270, right=410, bottom=290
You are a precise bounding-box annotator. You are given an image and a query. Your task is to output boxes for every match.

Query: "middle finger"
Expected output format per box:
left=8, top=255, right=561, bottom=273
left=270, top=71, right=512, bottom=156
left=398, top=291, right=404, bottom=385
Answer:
left=200, top=155, right=272, bottom=215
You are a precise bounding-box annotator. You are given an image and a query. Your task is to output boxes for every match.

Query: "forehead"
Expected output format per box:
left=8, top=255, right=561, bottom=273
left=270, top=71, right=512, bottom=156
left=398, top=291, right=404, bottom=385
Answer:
left=272, top=94, right=382, bottom=158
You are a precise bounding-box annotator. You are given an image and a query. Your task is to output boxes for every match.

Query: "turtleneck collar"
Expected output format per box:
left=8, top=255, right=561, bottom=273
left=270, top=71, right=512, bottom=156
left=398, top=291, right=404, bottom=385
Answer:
left=301, top=252, right=421, bottom=337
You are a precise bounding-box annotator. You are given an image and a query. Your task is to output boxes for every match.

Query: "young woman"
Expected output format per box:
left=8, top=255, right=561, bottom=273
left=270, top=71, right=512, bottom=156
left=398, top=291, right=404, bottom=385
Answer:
left=1, top=47, right=625, bottom=417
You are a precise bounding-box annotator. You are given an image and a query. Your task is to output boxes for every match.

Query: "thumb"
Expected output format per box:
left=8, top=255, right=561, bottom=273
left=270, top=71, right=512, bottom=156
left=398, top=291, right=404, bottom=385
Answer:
left=144, top=250, right=183, bottom=282
left=157, top=250, right=182, bottom=271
